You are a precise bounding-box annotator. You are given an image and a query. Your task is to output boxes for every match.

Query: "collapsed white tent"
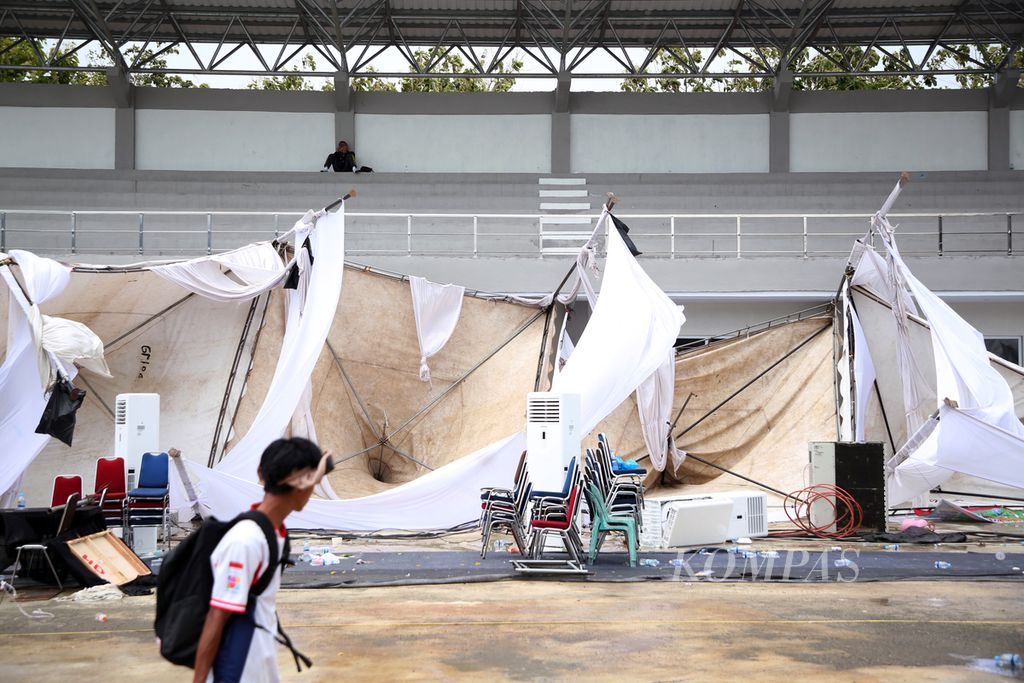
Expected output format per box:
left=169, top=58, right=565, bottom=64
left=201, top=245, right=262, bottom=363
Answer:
left=845, top=181, right=1024, bottom=505
left=176, top=207, right=682, bottom=530
left=0, top=199, right=685, bottom=530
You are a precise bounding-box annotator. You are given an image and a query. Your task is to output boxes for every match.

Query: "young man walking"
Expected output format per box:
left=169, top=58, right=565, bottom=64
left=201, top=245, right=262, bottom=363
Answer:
left=192, top=438, right=331, bottom=683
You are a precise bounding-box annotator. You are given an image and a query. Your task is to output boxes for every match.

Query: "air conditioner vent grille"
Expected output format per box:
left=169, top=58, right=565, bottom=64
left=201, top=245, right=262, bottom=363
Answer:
left=747, top=495, right=766, bottom=536
left=115, top=400, right=127, bottom=425
left=527, top=399, right=560, bottom=423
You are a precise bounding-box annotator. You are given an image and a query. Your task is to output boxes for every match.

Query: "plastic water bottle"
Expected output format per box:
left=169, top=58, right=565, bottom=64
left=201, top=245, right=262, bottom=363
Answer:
left=640, top=558, right=660, bottom=567
left=834, top=558, right=854, bottom=568
left=883, top=544, right=900, bottom=552
left=300, top=539, right=312, bottom=563
left=16, top=491, right=26, bottom=509
left=994, top=653, right=1021, bottom=670
left=934, top=560, right=952, bottom=570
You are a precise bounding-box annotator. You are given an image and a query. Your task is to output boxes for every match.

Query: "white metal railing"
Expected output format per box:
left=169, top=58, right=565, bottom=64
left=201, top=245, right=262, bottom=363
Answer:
left=0, top=209, right=1016, bottom=258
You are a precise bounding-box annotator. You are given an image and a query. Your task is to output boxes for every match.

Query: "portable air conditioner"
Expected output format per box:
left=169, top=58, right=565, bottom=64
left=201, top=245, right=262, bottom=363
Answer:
left=717, top=490, right=769, bottom=540
left=114, top=393, right=160, bottom=475
left=525, top=392, right=581, bottom=491
left=661, top=497, right=733, bottom=547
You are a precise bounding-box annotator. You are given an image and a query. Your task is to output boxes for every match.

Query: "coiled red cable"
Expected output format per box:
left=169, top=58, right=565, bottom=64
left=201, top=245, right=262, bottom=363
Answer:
left=780, top=484, right=864, bottom=539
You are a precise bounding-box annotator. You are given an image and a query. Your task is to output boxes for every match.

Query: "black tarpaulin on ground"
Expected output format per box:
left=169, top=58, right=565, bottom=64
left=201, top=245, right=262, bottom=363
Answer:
left=229, top=550, right=1024, bottom=588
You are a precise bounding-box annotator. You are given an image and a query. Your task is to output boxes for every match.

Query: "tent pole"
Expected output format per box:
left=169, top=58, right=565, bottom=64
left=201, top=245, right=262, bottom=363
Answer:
left=208, top=293, right=263, bottom=467
left=385, top=307, right=548, bottom=439
left=218, top=292, right=273, bottom=467
left=680, top=452, right=792, bottom=500
left=674, top=322, right=831, bottom=441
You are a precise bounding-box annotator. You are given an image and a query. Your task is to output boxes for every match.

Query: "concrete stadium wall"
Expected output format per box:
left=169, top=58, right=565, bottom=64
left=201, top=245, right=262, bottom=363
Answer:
left=570, top=114, right=769, bottom=173
left=1, top=84, right=1021, bottom=175
left=354, top=114, right=551, bottom=172
left=1012, top=110, right=1024, bottom=171
left=136, top=109, right=334, bottom=171
left=0, top=105, right=115, bottom=169
left=791, top=111, right=988, bottom=172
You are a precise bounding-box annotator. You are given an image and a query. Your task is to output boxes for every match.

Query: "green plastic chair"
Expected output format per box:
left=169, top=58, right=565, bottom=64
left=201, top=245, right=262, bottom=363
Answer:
left=586, top=481, right=637, bottom=567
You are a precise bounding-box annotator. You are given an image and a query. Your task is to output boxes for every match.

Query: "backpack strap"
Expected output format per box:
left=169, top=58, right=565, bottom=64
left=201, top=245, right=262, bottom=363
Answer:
left=234, top=510, right=281, bottom=597
left=234, top=511, right=312, bottom=672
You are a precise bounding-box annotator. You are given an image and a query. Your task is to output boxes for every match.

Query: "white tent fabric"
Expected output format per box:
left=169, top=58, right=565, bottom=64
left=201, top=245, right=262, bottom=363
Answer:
left=0, top=250, right=71, bottom=499
left=150, top=241, right=289, bottom=303
left=851, top=307, right=876, bottom=442
left=854, top=186, right=1024, bottom=503
left=635, top=351, right=677, bottom=472
left=213, top=208, right=345, bottom=480
left=176, top=210, right=681, bottom=530
left=409, top=276, right=465, bottom=383
left=553, top=218, right=685, bottom=437
left=890, top=404, right=1024, bottom=503
left=39, top=315, right=111, bottom=380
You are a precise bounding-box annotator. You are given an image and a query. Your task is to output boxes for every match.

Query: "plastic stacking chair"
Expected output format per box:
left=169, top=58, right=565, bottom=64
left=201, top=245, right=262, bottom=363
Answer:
left=584, top=481, right=637, bottom=567
left=94, top=457, right=126, bottom=528
left=125, top=452, right=169, bottom=548
left=480, top=452, right=533, bottom=557
left=50, top=475, right=83, bottom=508
left=528, top=464, right=584, bottom=563
left=12, top=492, right=80, bottom=592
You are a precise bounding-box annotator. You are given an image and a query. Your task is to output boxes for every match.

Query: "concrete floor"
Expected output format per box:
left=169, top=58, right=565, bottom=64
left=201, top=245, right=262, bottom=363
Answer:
left=0, top=580, right=1021, bottom=682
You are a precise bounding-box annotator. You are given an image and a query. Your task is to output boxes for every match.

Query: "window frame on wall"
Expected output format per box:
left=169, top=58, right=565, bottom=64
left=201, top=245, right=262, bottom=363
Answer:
left=984, top=336, right=1023, bottom=365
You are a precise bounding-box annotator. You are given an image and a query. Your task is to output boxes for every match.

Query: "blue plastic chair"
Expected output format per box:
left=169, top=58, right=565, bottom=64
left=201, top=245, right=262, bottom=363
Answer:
left=125, top=451, right=169, bottom=550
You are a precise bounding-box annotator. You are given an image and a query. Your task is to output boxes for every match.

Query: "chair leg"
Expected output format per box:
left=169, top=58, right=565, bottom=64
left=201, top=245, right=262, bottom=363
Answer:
left=41, top=549, right=63, bottom=592
left=10, top=547, right=23, bottom=590
left=11, top=547, right=63, bottom=593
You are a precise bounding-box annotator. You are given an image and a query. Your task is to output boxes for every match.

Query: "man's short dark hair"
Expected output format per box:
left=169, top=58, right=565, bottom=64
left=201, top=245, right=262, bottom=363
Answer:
left=260, top=437, right=323, bottom=494
left=338, top=140, right=347, bottom=147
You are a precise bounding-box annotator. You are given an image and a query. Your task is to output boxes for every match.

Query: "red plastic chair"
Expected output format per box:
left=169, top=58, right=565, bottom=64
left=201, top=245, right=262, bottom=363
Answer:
left=50, top=475, right=83, bottom=508
left=94, top=457, right=126, bottom=527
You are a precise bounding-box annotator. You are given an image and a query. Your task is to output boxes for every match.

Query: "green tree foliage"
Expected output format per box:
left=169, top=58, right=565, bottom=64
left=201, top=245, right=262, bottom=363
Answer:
left=85, top=45, right=205, bottom=87
left=249, top=53, right=315, bottom=91
left=928, top=44, right=1024, bottom=89
left=621, top=49, right=725, bottom=93
left=350, top=67, right=397, bottom=92
left=398, top=48, right=522, bottom=92
left=0, top=37, right=93, bottom=84
left=619, top=45, right=1023, bottom=92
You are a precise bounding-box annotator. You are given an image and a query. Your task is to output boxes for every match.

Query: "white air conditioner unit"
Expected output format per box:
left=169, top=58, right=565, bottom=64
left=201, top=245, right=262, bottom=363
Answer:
left=657, top=490, right=769, bottom=543
left=662, top=497, right=733, bottom=547
left=525, top=392, right=581, bottom=491
left=717, top=490, right=769, bottom=540
left=114, top=393, right=160, bottom=475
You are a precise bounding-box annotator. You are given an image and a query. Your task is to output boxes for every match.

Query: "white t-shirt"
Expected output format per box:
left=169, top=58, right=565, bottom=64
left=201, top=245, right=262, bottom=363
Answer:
left=207, top=517, right=287, bottom=683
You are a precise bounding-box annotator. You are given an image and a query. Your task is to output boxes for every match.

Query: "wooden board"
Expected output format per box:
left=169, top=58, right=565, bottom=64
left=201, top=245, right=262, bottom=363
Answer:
left=65, top=530, right=151, bottom=586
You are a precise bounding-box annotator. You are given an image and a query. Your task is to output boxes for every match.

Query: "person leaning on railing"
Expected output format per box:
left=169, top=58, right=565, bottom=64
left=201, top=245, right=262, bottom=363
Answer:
left=322, top=140, right=357, bottom=172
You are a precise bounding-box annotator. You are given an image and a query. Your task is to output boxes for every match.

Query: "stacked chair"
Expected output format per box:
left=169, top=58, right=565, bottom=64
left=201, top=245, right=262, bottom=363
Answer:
left=480, top=452, right=532, bottom=558
left=93, top=457, right=127, bottom=529
left=124, top=451, right=170, bottom=549
left=527, top=456, right=584, bottom=563
left=50, top=475, right=83, bottom=508
left=479, top=433, right=644, bottom=568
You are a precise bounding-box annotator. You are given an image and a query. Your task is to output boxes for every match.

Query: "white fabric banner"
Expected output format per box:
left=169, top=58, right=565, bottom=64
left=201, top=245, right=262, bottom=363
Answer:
left=151, top=241, right=289, bottom=303
left=409, top=276, right=465, bottom=383
left=851, top=306, right=876, bottom=442
left=214, top=208, right=346, bottom=479
left=0, top=250, right=72, bottom=499
left=183, top=432, right=526, bottom=531
left=635, top=350, right=677, bottom=472
left=890, top=405, right=1024, bottom=503
left=553, top=216, right=685, bottom=437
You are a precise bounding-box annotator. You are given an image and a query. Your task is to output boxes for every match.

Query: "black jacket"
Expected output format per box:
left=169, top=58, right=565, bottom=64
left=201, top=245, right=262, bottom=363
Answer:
left=324, top=150, right=356, bottom=172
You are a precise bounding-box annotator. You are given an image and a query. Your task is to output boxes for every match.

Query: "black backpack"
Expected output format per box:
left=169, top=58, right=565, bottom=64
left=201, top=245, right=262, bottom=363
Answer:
left=154, top=510, right=310, bottom=671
